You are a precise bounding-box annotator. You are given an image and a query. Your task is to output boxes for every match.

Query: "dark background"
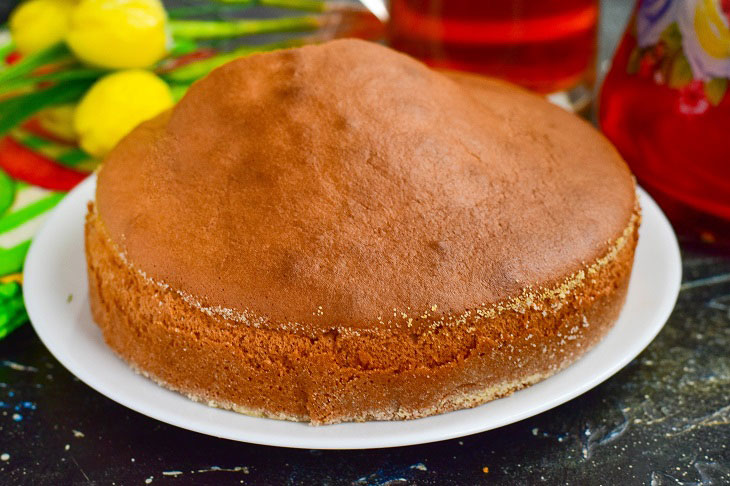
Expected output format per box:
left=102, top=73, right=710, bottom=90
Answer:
left=1, top=1, right=729, bottom=485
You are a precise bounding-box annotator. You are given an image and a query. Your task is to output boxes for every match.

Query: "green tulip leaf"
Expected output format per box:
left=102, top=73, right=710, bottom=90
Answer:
left=0, top=240, right=31, bottom=276
left=0, top=170, right=15, bottom=218
left=0, top=78, right=96, bottom=137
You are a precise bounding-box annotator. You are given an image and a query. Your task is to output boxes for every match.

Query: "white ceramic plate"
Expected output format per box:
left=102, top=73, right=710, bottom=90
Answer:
left=24, top=175, right=681, bottom=449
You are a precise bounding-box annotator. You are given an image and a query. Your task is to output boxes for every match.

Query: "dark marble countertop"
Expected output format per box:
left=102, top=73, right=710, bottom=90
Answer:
left=1, top=1, right=729, bottom=485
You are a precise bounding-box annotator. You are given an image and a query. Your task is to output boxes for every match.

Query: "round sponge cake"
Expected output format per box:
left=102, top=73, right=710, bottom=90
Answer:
left=85, top=39, right=639, bottom=425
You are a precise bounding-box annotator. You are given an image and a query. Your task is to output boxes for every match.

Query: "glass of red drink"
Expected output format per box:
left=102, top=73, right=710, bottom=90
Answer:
left=387, top=0, right=599, bottom=111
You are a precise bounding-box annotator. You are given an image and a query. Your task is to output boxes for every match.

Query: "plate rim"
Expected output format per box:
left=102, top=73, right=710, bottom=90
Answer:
left=23, top=175, right=682, bottom=449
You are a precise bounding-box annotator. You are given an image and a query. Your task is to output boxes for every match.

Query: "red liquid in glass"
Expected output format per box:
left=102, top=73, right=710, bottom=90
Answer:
left=387, top=0, right=598, bottom=93
left=600, top=25, right=730, bottom=244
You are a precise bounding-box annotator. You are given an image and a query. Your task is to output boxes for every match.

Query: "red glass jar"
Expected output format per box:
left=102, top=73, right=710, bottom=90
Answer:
left=599, top=0, right=730, bottom=246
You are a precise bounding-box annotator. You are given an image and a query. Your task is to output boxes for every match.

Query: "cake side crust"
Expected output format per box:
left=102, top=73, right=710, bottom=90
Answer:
left=85, top=202, right=639, bottom=425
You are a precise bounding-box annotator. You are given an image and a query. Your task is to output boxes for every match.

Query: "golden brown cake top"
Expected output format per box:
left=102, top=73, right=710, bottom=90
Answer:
left=95, top=39, right=636, bottom=332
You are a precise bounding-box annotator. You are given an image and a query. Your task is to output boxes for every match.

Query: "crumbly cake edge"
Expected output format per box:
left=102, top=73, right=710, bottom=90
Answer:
left=97, top=197, right=641, bottom=336
left=126, top=355, right=557, bottom=425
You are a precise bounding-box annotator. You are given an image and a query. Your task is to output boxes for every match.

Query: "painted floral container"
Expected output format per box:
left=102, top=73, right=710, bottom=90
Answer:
left=599, top=0, right=730, bottom=246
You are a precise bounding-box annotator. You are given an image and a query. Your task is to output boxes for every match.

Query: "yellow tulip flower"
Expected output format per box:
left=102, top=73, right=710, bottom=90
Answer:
left=66, top=0, right=169, bottom=69
left=74, top=70, right=173, bottom=158
left=9, top=0, right=77, bottom=55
